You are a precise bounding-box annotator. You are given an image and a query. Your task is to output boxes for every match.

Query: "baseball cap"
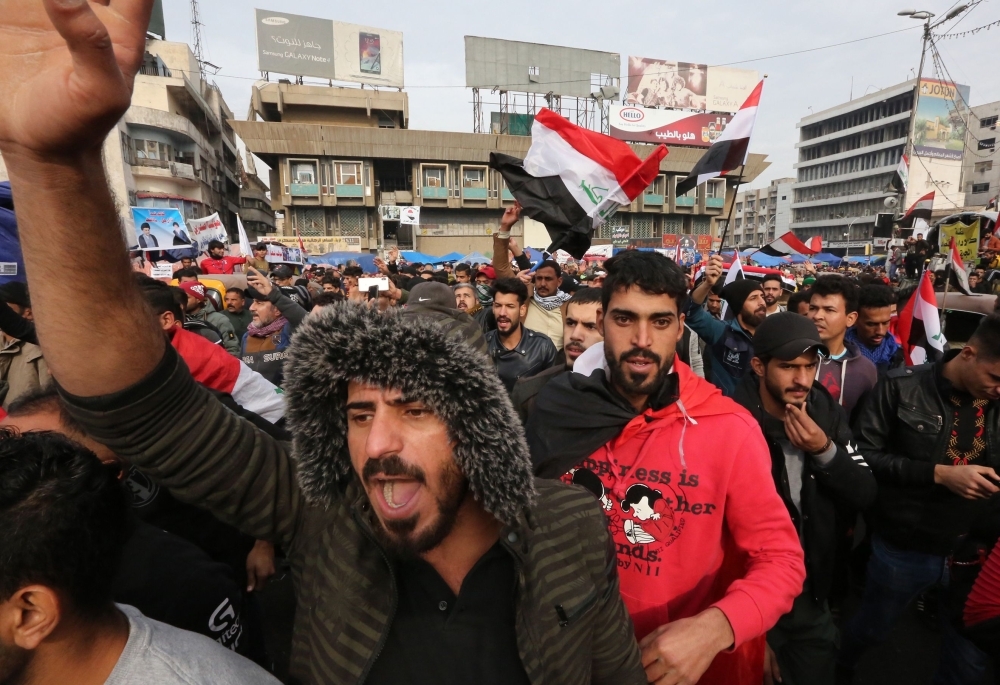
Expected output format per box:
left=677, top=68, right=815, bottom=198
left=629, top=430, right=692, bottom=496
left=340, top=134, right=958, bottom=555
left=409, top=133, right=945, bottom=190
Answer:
left=407, top=281, right=457, bottom=310
left=271, top=265, right=294, bottom=280
left=476, top=265, right=496, bottom=280
left=752, top=312, right=829, bottom=361
left=177, top=281, right=206, bottom=302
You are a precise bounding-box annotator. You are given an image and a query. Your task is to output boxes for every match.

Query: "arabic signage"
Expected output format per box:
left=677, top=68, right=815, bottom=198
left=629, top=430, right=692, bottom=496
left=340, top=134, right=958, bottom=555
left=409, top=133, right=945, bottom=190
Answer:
left=255, top=10, right=403, bottom=87
left=913, top=78, right=970, bottom=161
left=611, top=225, right=630, bottom=247
left=661, top=234, right=679, bottom=249
left=610, top=105, right=730, bottom=146
left=939, top=219, right=980, bottom=263
left=399, top=206, right=420, bottom=225
left=625, top=56, right=758, bottom=115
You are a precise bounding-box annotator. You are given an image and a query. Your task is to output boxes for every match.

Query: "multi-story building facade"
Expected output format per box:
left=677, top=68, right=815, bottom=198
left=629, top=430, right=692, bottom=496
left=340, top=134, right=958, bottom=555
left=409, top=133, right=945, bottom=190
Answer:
left=963, top=101, right=999, bottom=208
left=791, top=81, right=914, bottom=251
left=232, top=82, right=767, bottom=255
left=725, top=177, right=795, bottom=249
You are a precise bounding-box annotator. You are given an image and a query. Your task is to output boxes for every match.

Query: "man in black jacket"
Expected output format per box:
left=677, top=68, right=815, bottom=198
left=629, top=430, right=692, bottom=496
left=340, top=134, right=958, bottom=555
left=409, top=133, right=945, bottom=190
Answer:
left=733, top=313, right=876, bottom=685
left=840, top=314, right=1000, bottom=682
left=485, top=278, right=557, bottom=392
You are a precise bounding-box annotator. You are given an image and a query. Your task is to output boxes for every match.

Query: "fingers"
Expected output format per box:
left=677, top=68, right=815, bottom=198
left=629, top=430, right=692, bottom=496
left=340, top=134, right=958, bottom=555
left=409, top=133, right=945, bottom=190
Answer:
left=246, top=566, right=257, bottom=592
left=43, top=0, right=124, bottom=88
left=972, top=473, right=999, bottom=496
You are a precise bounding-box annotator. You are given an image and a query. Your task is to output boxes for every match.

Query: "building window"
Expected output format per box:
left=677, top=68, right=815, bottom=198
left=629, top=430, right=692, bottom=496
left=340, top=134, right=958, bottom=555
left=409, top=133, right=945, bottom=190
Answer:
left=336, top=162, right=361, bottom=185
left=693, top=217, right=710, bottom=235
left=337, top=208, right=367, bottom=237
left=291, top=161, right=317, bottom=185
left=975, top=161, right=994, bottom=173
left=979, top=138, right=996, bottom=151
left=595, top=214, right=626, bottom=239
left=632, top=215, right=654, bottom=239
left=134, top=139, right=172, bottom=165
left=735, top=203, right=742, bottom=212
left=293, top=208, right=325, bottom=236
left=759, top=199, right=767, bottom=209
left=462, top=168, right=486, bottom=188
left=423, top=166, right=446, bottom=187
left=735, top=218, right=742, bottom=229
left=528, top=65, right=540, bottom=77
left=663, top=217, right=682, bottom=235
left=972, top=183, right=991, bottom=194
left=706, top=180, right=725, bottom=199
left=981, top=116, right=998, bottom=128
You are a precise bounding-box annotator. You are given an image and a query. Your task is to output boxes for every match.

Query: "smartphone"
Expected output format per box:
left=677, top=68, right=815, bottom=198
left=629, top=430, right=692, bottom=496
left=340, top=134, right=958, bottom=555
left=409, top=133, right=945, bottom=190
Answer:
left=358, top=277, right=389, bottom=292
left=359, top=33, right=381, bottom=74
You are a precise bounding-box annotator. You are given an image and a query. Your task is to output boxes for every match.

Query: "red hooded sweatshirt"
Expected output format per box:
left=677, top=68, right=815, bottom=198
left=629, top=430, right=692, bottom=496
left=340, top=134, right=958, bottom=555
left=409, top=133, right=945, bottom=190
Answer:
left=559, top=348, right=804, bottom=684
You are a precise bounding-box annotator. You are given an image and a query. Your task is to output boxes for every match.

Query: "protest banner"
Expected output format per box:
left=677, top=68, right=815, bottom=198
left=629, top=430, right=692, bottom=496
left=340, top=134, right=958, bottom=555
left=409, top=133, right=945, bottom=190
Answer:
left=938, top=218, right=980, bottom=263
left=187, top=213, right=230, bottom=254
left=130, top=207, right=192, bottom=251
left=400, top=206, right=420, bottom=225
left=150, top=263, right=174, bottom=279
left=265, top=244, right=304, bottom=264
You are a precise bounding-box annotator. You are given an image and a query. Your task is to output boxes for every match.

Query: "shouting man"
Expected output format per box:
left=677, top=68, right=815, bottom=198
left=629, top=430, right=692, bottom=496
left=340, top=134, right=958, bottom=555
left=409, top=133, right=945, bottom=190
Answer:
left=485, top=278, right=557, bottom=392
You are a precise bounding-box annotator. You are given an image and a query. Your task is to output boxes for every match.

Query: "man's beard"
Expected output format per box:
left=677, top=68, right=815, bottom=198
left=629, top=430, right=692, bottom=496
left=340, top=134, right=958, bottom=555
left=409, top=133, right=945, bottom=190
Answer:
left=763, top=294, right=777, bottom=307
left=362, top=454, right=468, bottom=559
left=564, top=341, right=585, bottom=367
left=605, top=345, right=673, bottom=399
left=497, top=318, right=520, bottom=339
left=763, top=374, right=809, bottom=408
left=0, top=639, right=31, bottom=685
left=742, top=305, right=767, bottom=329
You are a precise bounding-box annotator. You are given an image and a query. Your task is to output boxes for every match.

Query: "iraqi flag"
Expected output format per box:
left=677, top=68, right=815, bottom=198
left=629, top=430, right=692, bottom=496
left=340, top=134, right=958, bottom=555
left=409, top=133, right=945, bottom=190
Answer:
left=897, top=270, right=946, bottom=366
left=899, top=191, right=935, bottom=229
left=890, top=153, right=909, bottom=193
left=489, top=108, right=667, bottom=258
left=719, top=255, right=746, bottom=320
left=675, top=80, right=763, bottom=196
left=170, top=326, right=285, bottom=423
left=949, top=236, right=973, bottom=295
left=757, top=233, right=822, bottom=258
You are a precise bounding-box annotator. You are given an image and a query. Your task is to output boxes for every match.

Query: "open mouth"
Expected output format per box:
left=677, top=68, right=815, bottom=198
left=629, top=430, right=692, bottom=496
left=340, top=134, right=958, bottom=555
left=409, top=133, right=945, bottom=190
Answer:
left=624, top=357, right=655, bottom=373
left=373, top=478, right=422, bottom=518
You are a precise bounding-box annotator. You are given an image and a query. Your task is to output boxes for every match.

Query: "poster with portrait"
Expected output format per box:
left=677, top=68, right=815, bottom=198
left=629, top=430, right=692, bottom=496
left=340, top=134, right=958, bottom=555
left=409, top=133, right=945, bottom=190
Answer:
left=675, top=235, right=699, bottom=267
left=626, top=57, right=707, bottom=110
left=130, top=207, right=191, bottom=251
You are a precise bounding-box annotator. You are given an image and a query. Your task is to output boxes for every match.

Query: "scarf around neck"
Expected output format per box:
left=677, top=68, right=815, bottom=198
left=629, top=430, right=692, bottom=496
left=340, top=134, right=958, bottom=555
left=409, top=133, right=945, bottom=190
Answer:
left=845, top=326, right=899, bottom=367
left=247, top=315, right=288, bottom=338
left=533, top=289, right=572, bottom=311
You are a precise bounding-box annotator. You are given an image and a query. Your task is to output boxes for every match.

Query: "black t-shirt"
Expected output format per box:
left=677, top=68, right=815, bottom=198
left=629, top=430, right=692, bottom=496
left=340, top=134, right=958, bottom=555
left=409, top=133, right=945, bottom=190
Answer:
left=365, top=542, right=530, bottom=685
left=114, top=519, right=265, bottom=664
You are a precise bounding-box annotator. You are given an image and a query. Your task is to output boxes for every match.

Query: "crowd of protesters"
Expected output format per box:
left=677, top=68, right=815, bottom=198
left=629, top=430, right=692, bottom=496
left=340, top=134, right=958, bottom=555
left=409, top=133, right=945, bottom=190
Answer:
left=3, top=4, right=1000, bottom=685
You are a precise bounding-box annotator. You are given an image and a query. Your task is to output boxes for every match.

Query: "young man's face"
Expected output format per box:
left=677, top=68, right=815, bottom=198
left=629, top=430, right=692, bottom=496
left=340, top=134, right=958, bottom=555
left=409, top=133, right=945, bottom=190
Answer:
left=454, top=289, right=476, bottom=312
left=600, top=286, right=683, bottom=403
left=740, top=291, right=768, bottom=328
left=346, top=384, right=468, bottom=557
left=344, top=275, right=358, bottom=291
left=762, top=280, right=782, bottom=308
left=254, top=248, right=267, bottom=261
left=563, top=301, right=602, bottom=368
left=475, top=273, right=492, bottom=286
left=224, top=291, right=245, bottom=313
left=493, top=292, right=526, bottom=336
left=322, top=282, right=340, bottom=294
left=209, top=247, right=225, bottom=259
left=533, top=266, right=560, bottom=298
left=808, top=293, right=857, bottom=345
left=958, top=346, right=1000, bottom=401
left=455, top=270, right=470, bottom=284
left=855, top=305, right=892, bottom=347
left=180, top=258, right=193, bottom=269
left=249, top=299, right=280, bottom=327
left=753, top=351, right=819, bottom=409
left=706, top=293, right=723, bottom=316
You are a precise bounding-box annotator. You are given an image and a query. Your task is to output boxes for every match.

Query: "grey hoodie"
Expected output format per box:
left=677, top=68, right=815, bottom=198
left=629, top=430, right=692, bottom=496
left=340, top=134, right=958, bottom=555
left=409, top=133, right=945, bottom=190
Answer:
left=815, top=339, right=879, bottom=416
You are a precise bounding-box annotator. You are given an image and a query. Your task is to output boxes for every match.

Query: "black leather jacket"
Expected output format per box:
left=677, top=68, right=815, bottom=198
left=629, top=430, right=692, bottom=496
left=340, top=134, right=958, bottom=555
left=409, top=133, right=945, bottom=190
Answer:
left=733, top=375, right=877, bottom=603
left=486, top=326, right=558, bottom=393
left=855, top=351, right=1000, bottom=555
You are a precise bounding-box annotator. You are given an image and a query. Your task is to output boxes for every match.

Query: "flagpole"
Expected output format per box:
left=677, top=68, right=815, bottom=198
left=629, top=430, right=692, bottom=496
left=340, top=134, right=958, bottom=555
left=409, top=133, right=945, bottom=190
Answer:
left=717, top=164, right=745, bottom=254
left=939, top=263, right=950, bottom=329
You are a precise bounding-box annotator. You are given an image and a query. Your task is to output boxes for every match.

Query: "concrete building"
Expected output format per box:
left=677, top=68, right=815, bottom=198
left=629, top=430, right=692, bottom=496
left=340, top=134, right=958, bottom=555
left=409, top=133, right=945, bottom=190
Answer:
left=232, top=82, right=768, bottom=255
left=963, top=101, right=999, bottom=208
left=791, top=81, right=915, bottom=252
left=725, top=177, right=795, bottom=249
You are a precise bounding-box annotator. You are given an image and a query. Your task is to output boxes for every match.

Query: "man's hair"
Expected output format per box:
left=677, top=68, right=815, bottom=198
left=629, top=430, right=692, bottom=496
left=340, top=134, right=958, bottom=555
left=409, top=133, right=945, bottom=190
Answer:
left=254, top=242, right=267, bottom=251
left=343, top=266, right=363, bottom=278
left=858, top=284, right=896, bottom=311
left=320, top=275, right=340, bottom=287
left=140, top=222, right=150, bottom=230
left=491, top=277, right=528, bottom=305
left=810, top=275, right=859, bottom=313
left=535, top=260, right=562, bottom=277
left=312, top=291, right=345, bottom=307
left=969, top=314, right=1000, bottom=361
left=207, top=240, right=225, bottom=251
left=601, top=250, right=688, bottom=313
left=7, top=386, right=85, bottom=436
left=567, top=286, right=603, bottom=307
left=173, top=267, right=200, bottom=280
left=761, top=273, right=783, bottom=286
left=0, top=429, right=129, bottom=618
left=787, top=289, right=812, bottom=313
left=134, top=273, right=183, bottom=321
left=225, top=287, right=245, bottom=298
left=454, top=263, right=471, bottom=275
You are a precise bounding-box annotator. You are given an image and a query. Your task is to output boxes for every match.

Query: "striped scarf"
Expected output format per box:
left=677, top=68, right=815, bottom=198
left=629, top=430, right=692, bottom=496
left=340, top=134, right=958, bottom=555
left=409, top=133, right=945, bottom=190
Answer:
left=246, top=315, right=288, bottom=338
left=533, top=290, right=572, bottom=311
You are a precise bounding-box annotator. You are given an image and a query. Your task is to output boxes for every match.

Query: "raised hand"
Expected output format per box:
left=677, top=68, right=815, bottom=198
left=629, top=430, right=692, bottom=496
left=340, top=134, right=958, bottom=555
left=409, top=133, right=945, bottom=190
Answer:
left=0, top=0, right=152, bottom=160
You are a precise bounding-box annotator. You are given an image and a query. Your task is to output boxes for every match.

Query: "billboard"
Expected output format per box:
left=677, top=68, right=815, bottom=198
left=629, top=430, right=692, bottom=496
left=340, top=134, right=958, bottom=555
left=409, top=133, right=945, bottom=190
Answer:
left=609, top=104, right=731, bottom=146
left=255, top=10, right=403, bottom=87
left=625, top=56, right=757, bottom=115
left=913, top=78, right=970, bottom=161
left=255, top=10, right=336, bottom=80
left=939, top=219, right=980, bottom=262
left=333, top=21, right=404, bottom=88
left=465, top=37, right=619, bottom=99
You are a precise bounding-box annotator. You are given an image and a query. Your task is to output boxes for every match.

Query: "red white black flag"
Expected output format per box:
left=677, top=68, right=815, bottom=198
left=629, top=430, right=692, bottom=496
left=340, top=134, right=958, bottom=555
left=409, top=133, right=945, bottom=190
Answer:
left=899, top=191, right=935, bottom=229
left=890, top=153, right=909, bottom=193
left=897, top=269, right=946, bottom=365
left=757, top=233, right=822, bottom=258
left=949, top=236, right=973, bottom=295
left=675, top=80, right=763, bottom=196
left=490, top=108, right=667, bottom=258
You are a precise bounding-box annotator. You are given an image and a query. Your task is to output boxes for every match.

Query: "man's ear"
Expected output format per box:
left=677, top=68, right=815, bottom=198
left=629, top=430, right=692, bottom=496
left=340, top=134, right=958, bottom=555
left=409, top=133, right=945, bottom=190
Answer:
left=750, top=357, right=766, bottom=377
left=21, top=307, right=33, bottom=322
left=846, top=311, right=859, bottom=328
left=596, top=308, right=605, bottom=337
left=1, top=586, right=62, bottom=651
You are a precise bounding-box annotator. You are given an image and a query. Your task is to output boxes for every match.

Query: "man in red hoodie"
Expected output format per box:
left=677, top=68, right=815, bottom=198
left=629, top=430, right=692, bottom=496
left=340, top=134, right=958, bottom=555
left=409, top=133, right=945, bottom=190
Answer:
left=200, top=239, right=248, bottom=275
left=526, top=250, right=804, bottom=685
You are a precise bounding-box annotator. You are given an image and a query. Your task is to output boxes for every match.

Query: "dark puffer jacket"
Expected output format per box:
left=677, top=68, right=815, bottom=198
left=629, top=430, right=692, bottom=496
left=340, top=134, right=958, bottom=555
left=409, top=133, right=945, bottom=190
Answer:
left=61, top=304, right=645, bottom=685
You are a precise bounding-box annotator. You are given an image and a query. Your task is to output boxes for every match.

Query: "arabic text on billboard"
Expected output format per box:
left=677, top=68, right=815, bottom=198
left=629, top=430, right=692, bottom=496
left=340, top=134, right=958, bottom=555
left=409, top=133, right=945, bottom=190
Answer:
left=913, top=79, right=970, bottom=161
left=255, top=10, right=336, bottom=80
left=625, top=57, right=758, bottom=115
left=939, top=219, right=980, bottom=262
left=609, top=105, right=731, bottom=147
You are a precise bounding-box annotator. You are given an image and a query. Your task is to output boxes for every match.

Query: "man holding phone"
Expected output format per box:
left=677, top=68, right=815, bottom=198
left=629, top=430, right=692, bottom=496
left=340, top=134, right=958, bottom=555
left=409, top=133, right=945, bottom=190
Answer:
left=240, top=267, right=309, bottom=387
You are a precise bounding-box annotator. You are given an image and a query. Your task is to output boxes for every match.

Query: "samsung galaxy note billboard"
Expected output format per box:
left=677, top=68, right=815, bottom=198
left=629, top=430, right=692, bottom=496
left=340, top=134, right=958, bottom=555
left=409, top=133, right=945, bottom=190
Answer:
left=255, top=10, right=403, bottom=87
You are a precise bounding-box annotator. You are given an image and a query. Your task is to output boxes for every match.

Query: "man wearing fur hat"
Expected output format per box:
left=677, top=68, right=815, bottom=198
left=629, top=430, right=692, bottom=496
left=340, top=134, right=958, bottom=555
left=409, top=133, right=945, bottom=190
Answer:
left=0, top=5, right=647, bottom=683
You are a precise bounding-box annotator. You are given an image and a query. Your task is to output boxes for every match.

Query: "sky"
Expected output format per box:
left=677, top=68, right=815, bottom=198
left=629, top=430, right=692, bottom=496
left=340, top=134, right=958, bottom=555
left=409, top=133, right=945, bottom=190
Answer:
left=164, top=0, right=1000, bottom=189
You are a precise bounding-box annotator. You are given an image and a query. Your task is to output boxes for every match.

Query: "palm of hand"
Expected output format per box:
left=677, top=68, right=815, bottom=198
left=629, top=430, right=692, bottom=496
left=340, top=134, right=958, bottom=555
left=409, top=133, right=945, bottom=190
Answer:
left=0, top=0, right=150, bottom=157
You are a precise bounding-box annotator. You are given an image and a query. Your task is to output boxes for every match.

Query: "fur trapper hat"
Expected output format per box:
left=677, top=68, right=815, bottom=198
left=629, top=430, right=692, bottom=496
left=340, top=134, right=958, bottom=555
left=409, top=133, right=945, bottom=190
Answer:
left=283, top=303, right=535, bottom=525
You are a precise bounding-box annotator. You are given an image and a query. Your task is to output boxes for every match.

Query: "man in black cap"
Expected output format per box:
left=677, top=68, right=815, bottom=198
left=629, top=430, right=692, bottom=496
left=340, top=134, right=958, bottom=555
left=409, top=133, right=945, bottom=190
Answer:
left=732, top=313, right=876, bottom=685
left=685, top=254, right=768, bottom=395
left=402, top=281, right=487, bottom=356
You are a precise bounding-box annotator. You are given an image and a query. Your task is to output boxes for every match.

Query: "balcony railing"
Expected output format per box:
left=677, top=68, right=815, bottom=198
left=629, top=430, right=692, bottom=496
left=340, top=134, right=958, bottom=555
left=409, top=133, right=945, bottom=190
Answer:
left=462, top=187, right=488, bottom=200
left=501, top=188, right=515, bottom=201
left=335, top=184, right=364, bottom=198
left=422, top=186, right=449, bottom=199
left=675, top=196, right=696, bottom=207
left=290, top=183, right=319, bottom=197
left=706, top=197, right=725, bottom=208
left=133, top=156, right=169, bottom=169
left=643, top=193, right=664, bottom=206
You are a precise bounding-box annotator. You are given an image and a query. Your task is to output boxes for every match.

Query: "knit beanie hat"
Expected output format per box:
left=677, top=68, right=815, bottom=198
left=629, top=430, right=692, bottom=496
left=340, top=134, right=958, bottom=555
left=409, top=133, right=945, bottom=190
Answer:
left=721, top=279, right=763, bottom=314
